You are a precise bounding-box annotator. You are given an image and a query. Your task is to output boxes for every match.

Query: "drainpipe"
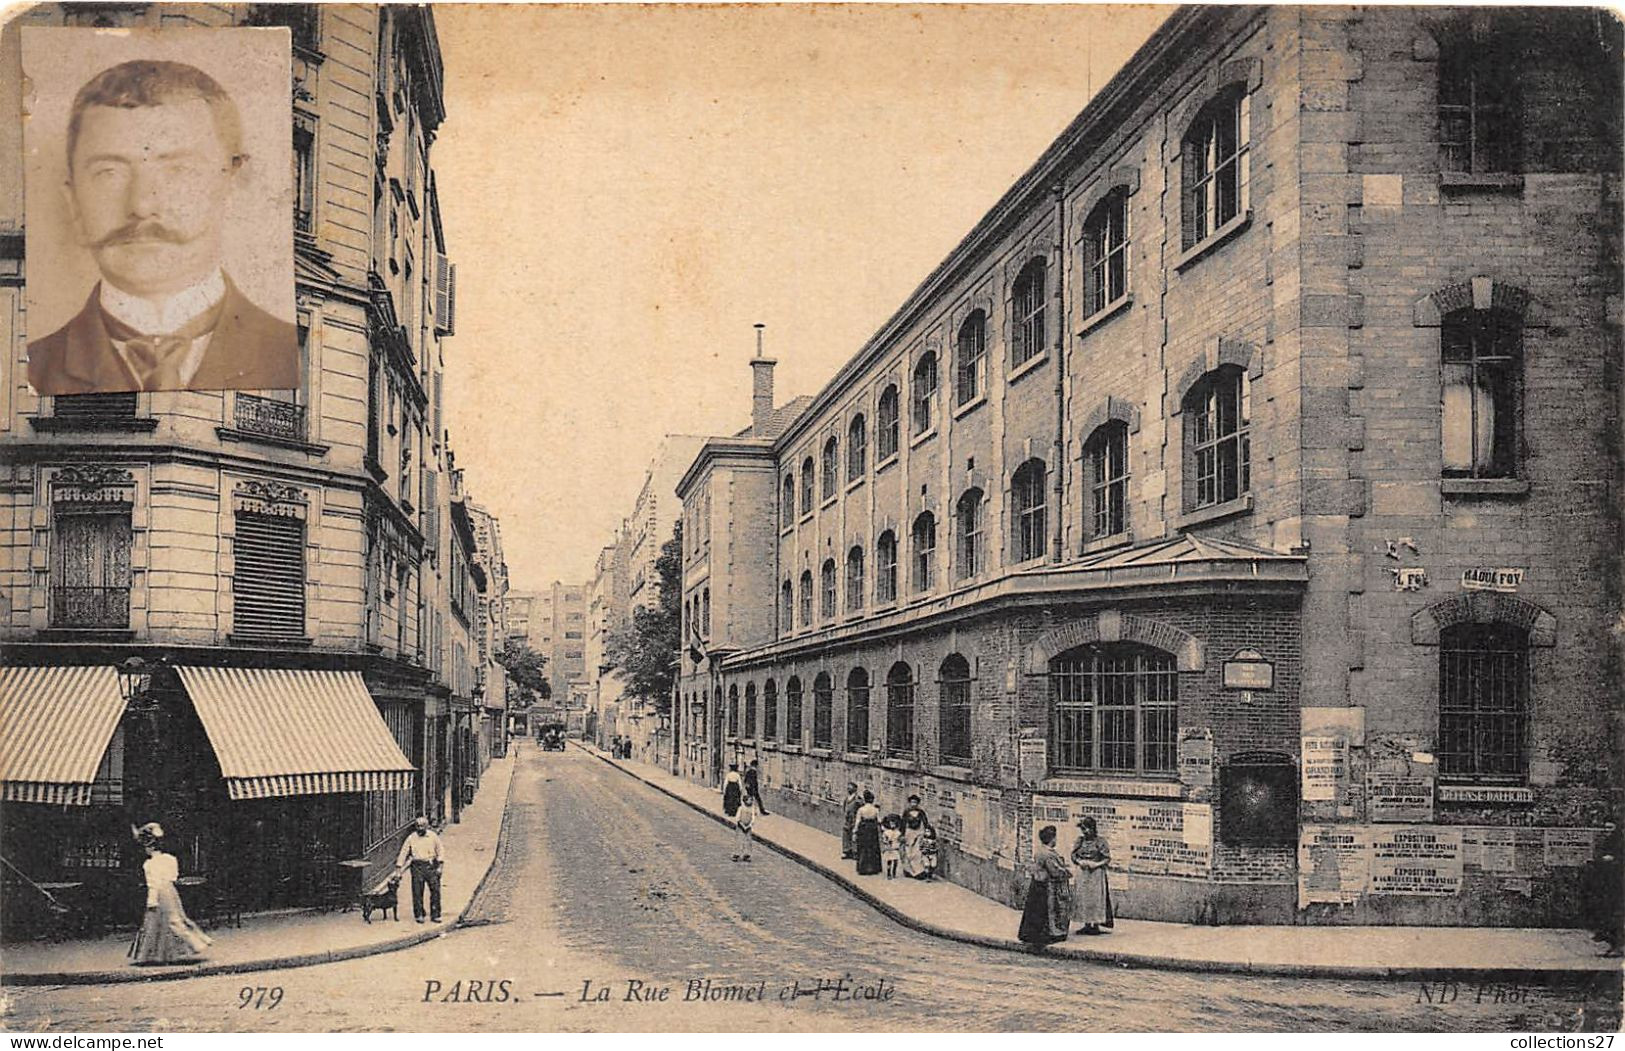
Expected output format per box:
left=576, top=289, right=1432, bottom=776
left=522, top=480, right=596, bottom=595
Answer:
left=1051, top=179, right=1067, bottom=563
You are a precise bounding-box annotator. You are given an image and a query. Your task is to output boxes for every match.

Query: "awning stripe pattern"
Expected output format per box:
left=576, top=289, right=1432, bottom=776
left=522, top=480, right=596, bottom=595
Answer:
left=176, top=667, right=415, bottom=801
left=0, top=666, right=125, bottom=806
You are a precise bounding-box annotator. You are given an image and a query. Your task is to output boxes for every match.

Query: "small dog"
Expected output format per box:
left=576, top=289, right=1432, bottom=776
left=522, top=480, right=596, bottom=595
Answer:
left=360, top=873, right=402, bottom=923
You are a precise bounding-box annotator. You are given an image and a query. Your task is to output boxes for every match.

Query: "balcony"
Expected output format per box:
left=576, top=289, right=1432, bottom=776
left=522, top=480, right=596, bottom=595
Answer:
left=217, top=394, right=328, bottom=455
left=50, top=586, right=130, bottom=629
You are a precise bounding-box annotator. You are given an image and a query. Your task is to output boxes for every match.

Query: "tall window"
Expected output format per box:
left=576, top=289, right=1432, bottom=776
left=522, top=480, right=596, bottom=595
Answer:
left=1011, top=258, right=1047, bottom=368
left=846, top=667, right=870, bottom=752
left=812, top=672, right=834, bottom=749
left=293, top=113, right=316, bottom=235
left=701, top=587, right=711, bottom=636
left=1183, top=87, right=1250, bottom=249
left=785, top=676, right=804, bottom=745
left=911, top=512, right=936, bottom=593
left=1438, top=29, right=1520, bottom=174
left=1011, top=459, right=1047, bottom=563
left=744, top=683, right=758, bottom=738
left=821, top=436, right=839, bottom=501
left=1049, top=644, right=1177, bottom=774
left=51, top=505, right=132, bottom=629
left=763, top=679, right=779, bottom=740
left=875, top=530, right=898, bottom=605
left=780, top=577, right=794, bottom=632
left=798, top=570, right=813, bottom=627
left=800, top=457, right=815, bottom=516
left=846, top=546, right=865, bottom=613
left=911, top=352, right=938, bottom=435
left=1442, top=308, right=1520, bottom=479
left=1087, top=422, right=1129, bottom=539
left=820, top=558, right=837, bottom=620
left=233, top=511, right=307, bottom=640
left=847, top=414, right=867, bottom=481
left=885, top=662, right=915, bottom=758
left=1186, top=366, right=1250, bottom=509
left=939, top=654, right=973, bottom=765
left=727, top=685, right=739, bottom=738
left=876, top=385, right=900, bottom=462
left=1083, top=191, right=1129, bottom=317
left=955, top=488, right=984, bottom=580
left=781, top=474, right=796, bottom=525
left=1439, top=623, right=1528, bottom=780
left=956, top=310, right=986, bottom=406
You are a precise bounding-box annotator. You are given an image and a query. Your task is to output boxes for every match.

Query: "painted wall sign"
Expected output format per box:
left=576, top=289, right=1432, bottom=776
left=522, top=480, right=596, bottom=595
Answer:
left=1298, top=825, right=1370, bottom=906
left=1369, top=826, right=1463, bottom=896
left=1461, top=567, right=1525, bottom=593
left=1437, top=784, right=1534, bottom=804
left=1368, top=772, right=1436, bottom=823
left=1221, top=650, right=1275, bottom=690
left=1178, top=727, right=1214, bottom=790
left=1391, top=566, right=1428, bottom=591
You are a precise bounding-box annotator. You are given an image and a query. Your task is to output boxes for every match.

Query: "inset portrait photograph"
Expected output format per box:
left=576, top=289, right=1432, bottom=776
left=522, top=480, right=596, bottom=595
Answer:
left=22, top=28, right=296, bottom=395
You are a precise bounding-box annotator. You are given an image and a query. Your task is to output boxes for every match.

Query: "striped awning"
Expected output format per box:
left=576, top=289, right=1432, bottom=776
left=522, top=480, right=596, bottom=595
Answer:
left=0, top=666, right=125, bottom=806
left=176, top=667, right=415, bottom=801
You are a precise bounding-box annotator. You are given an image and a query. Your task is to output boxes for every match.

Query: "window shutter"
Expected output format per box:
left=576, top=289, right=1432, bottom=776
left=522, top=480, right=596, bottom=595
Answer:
left=233, top=512, right=306, bottom=640
left=434, top=255, right=456, bottom=336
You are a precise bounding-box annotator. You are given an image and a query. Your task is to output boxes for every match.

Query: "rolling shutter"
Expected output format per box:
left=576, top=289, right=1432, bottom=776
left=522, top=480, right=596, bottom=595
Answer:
left=233, top=512, right=306, bottom=640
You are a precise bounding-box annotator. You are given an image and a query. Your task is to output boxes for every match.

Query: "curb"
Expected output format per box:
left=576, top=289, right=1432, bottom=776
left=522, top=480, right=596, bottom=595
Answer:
left=575, top=744, right=1621, bottom=985
left=2, top=759, right=521, bottom=987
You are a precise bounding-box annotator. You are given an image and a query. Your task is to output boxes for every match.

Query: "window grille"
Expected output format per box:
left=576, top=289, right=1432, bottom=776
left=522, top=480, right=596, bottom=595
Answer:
left=785, top=677, right=804, bottom=745
left=846, top=668, right=870, bottom=751
left=885, top=662, right=915, bottom=758
left=939, top=655, right=972, bottom=765
left=812, top=673, right=833, bottom=749
left=1049, top=644, right=1177, bottom=774
left=1439, top=623, right=1528, bottom=780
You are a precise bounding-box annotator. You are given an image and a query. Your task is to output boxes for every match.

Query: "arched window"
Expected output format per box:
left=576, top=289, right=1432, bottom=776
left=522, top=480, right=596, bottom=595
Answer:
left=785, top=675, right=804, bottom=745
left=885, top=661, right=915, bottom=758
left=727, top=684, right=739, bottom=738
left=1184, top=365, right=1250, bottom=510
left=875, top=530, right=898, bottom=605
left=799, top=456, right=815, bottom=516
left=1439, top=623, right=1529, bottom=780
left=911, top=352, right=938, bottom=435
left=1085, top=422, right=1130, bottom=539
left=1083, top=191, right=1129, bottom=317
left=846, top=667, right=870, bottom=752
left=1049, top=643, right=1177, bottom=774
left=939, top=654, right=972, bottom=765
left=876, top=385, right=900, bottom=461
left=1182, top=86, right=1250, bottom=250
left=1011, top=258, right=1047, bottom=368
left=763, top=679, right=778, bottom=740
left=780, top=577, right=794, bottom=633
left=701, top=587, right=711, bottom=636
left=956, top=309, right=986, bottom=406
left=911, top=512, right=936, bottom=593
left=955, top=488, right=985, bottom=580
left=798, top=570, right=813, bottom=627
left=1437, top=23, right=1521, bottom=174
left=1011, top=458, right=1047, bottom=563
left=821, top=436, right=839, bottom=501
left=1442, top=307, right=1521, bottom=479
left=781, top=474, right=796, bottom=524
left=812, top=671, right=834, bottom=749
left=744, top=682, right=758, bottom=738
left=820, top=558, right=837, bottom=620
left=845, top=545, right=865, bottom=613
left=847, top=414, right=867, bottom=481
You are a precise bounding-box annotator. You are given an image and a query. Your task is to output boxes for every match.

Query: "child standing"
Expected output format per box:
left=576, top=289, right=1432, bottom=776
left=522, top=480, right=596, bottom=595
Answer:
left=880, top=815, right=902, bottom=879
left=919, top=821, right=939, bottom=880
left=733, top=798, right=757, bottom=862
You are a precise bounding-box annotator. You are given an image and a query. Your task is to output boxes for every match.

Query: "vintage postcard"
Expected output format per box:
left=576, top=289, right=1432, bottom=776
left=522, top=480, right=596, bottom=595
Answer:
left=0, top=2, right=1620, bottom=1040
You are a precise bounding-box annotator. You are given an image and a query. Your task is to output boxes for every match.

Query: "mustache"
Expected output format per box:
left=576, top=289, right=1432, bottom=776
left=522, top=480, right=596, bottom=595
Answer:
left=91, top=222, right=187, bottom=249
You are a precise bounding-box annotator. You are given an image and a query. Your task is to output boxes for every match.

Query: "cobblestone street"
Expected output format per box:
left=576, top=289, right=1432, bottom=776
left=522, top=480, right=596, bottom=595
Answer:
left=3, top=746, right=1618, bottom=1033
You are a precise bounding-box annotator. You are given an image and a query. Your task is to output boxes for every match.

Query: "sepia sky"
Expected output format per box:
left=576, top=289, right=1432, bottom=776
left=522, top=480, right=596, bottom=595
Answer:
left=432, top=4, right=1173, bottom=592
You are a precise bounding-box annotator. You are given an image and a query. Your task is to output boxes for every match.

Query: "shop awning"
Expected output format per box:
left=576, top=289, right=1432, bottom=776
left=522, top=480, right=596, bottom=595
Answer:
left=176, top=667, right=415, bottom=801
left=0, top=666, right=125, bottom=805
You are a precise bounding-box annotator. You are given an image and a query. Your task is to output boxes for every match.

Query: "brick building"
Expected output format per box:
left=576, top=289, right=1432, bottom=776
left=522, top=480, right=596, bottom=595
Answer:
left=675, top=6, right=1622, bottom=927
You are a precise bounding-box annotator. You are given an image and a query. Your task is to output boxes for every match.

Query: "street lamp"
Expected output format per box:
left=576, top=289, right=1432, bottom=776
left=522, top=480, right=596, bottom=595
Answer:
left=117, top=656, right=160, bottom=715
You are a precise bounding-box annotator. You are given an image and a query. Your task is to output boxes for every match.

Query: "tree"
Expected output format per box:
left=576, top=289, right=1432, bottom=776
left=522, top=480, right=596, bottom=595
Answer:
left=604, top=520, right=681, bottom=715
left=496, top=639, right=550, bottom=707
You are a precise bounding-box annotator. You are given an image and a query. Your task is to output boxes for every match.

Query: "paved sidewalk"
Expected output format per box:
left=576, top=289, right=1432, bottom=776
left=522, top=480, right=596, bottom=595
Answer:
left=1, top=751, right=517, bottom=986
left=578, top=743, right=1622, bottom=981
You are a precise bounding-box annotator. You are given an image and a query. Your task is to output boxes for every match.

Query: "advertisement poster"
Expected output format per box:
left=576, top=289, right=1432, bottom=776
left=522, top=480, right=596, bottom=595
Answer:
left=1461, top=826, right=1516, bottom=873
left=1033, top=796, right=1212, bottom=877
left=1177, top=727, right=1214, bottom=789
left=1369, top=826, right=1463, bottom=896
left=1301, top=736, right=1348, bottom=802
left=1298, top=825, right=1369, bottom=906
left=1367, top=772, right=1435, bottom=822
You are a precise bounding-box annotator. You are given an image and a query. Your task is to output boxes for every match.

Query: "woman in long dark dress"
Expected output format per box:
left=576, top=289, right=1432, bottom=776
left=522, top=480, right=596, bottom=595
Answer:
left=853, top=790, right=883, bottom=875
left=128, top=823, right=212, bottom=966
left=1018, top=825, right=1071, bottom=947
left=721, top=764, right=743, bottom=818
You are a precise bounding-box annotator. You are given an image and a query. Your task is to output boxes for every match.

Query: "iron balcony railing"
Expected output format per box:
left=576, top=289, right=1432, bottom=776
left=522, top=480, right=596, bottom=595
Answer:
left=235, top=393, right=307, bottom=442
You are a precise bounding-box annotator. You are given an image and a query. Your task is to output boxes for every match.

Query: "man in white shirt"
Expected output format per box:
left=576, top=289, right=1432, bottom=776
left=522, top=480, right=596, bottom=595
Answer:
left=395, top=815, right=445, bottom=924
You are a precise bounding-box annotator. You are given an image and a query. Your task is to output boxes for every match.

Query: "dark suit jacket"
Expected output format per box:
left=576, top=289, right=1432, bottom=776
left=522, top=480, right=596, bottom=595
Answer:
left=27, top=276, right=299, bottom=395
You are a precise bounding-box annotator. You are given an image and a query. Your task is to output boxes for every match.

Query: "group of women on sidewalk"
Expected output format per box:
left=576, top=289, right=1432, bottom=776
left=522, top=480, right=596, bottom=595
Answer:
left=849, top=790, right=938, bottom=881
left=1019, top=817, right=1113, bottom=947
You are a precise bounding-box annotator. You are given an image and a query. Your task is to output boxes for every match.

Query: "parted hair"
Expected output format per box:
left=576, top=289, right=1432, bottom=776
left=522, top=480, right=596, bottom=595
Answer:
left=67, top=59, right=244, bottom=173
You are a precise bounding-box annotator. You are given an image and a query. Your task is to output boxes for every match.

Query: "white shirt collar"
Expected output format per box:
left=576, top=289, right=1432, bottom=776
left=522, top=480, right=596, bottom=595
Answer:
left=100, top=270, right=226, bottom=336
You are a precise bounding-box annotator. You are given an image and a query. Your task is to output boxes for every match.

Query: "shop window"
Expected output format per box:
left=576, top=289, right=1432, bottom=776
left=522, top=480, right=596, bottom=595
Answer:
left=877, top=385, right=900, bottom=461
left=1049, top=643, right=1177, bottom=774
left=956, top=310, right=986, bottom=406
left=912, top=352, right=938, bottom=435
left=1184, top=366, right=1250, bottom=510
left=1082, top=190, right=1129, bottom=317
left=885, top=661, right=915, bottom=758
left=846, top=546, right=865, bottom=612
left=955, top=488, right=985, bottom=580
left=1011, top=258, right=1047, bottom=368
left=812, top=672, right=834, bottom=750
left=1441, top=308, right=1521, bottom=479
left=1439, top=622, right=1529, bottom=780
left=846, top=668, right=870, bottom=751
left=1011, top=458, right=1047, bottom=563
left=939, top=654, right=972, bottom=765
left=1438, top=25, right=1521, bottom=174
left=1085, top=422, right=1130, bottom=539
left=875, top=530, right=898, bottom=604
left=911, top=512, right=936, bottom=593
left=1181, top=87, right=1250, bottom=250
left=785, top=676, right=804, bottom=745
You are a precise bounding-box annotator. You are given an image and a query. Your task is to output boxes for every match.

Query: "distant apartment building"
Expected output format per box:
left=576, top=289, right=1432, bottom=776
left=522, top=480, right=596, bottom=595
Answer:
left=505, top=580, right=587, bottom=721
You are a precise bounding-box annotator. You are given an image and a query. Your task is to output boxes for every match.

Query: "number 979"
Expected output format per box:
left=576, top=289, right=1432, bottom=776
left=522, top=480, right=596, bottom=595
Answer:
left=238, top=986, right=283, bottom=1010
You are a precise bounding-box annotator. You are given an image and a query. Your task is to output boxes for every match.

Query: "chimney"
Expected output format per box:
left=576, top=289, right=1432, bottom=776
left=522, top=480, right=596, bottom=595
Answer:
left=750, top=323, right=776, bottom=437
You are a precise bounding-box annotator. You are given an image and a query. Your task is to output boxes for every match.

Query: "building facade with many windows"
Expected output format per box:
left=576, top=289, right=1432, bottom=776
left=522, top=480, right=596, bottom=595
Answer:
left=675, top=6, right=1622, bottom=926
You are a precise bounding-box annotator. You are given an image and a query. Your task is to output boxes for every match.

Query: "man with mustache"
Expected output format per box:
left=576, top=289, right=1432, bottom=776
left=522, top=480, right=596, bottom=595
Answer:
left=27, top=59, right=297, bottom=395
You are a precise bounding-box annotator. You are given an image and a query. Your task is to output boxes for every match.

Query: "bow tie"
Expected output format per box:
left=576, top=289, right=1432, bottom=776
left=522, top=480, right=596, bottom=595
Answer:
left=101, top=303, right=223, bottom=391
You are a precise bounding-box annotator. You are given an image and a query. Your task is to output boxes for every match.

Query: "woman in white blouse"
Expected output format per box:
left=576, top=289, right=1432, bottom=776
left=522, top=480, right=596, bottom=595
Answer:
left=128, top=822, right=213, bottom=966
